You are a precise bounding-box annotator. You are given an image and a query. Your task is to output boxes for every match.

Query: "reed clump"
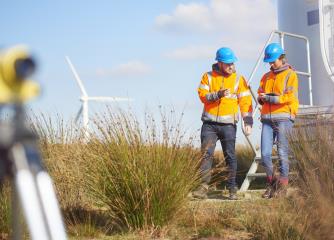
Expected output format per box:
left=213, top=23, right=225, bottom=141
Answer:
left=289, top=120, right=334, bottom=239
left=83, top=109, right=201, bottom=231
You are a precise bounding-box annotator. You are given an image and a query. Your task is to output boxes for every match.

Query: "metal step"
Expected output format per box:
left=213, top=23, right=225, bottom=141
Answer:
left=254, top=156, right=279, bottom=162
left=246, top=173, right=266, bottom=178
left=247, top=171, right=297, bottom=178
left=240, top=155, right=293, bottom=192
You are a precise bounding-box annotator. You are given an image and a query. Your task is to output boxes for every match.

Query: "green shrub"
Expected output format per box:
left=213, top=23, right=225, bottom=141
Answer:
left=84, top=109, right=201, bottom=230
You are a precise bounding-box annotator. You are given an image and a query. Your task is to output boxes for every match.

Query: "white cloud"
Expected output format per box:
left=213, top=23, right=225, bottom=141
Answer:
left=164, top=45, right=215, bottom=60
left=155, top=3, right=213, bottom=33
left=96, top=61, right=152, bottom=78
left=155, top=0, right=277, bottom=60
left=155, top=0, right=276, bottom=35
left=209, top=0, right=276, bottom=36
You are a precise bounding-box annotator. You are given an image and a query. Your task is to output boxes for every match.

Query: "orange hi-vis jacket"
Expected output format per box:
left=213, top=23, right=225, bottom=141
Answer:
left=258, top=67, right=299, bottom=121
left=198, top=66, right=253, bottom=125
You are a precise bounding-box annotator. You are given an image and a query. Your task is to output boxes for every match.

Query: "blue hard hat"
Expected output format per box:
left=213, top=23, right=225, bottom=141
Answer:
left=215, top=47, right=238, bottom=63
left=263, top=43, right=284, bottom=62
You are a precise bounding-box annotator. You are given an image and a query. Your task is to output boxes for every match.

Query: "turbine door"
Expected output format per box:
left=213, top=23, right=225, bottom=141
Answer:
left=319, top=0, right=334, bottom=83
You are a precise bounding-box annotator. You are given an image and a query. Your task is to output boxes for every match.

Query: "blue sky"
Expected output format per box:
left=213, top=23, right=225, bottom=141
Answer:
left=1, top=0, right=277, bottom=145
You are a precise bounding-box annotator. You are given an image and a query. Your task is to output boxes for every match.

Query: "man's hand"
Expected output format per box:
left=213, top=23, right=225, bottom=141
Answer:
left=243, top=124, right=252, bottom=136
left=218, top=88, right=230, bottom=98
left=258, top=93, right=267, bottom=105
left=258, top=93, right=280, bottom=105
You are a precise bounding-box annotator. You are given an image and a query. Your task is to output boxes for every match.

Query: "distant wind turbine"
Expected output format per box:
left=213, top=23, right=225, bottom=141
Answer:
left=65, top=56, right=132, bottom=137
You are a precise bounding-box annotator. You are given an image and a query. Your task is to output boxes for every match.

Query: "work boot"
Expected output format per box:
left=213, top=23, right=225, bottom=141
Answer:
left=272, top=179, right=288, bottom=198
left=262, top=184, right=274, bottom=199
left=228, top=186, right=238, bottom=200
left=192, top=184, right=209, bottom=199
left=262, top=177, right=278, bottom=199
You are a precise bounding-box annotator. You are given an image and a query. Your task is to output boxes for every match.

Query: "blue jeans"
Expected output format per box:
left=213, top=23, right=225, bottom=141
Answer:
left=261, top=120, right=293, bottom=181
left=200, top=122, right=237, bottom=190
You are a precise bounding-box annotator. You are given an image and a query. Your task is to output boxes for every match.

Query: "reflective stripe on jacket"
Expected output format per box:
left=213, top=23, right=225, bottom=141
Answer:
left=258, top=68, right=299, bottom=121
left=198, top=69, right=252, bottom=124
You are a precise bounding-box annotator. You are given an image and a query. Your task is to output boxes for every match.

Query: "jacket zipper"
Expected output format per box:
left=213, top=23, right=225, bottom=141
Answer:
left=216, top=76, right=224, bottom=122
left=269, top=74, right=276, bottom=121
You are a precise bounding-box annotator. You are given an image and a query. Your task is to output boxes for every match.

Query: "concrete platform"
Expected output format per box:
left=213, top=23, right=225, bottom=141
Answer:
left=189, top=188, right=297, bottom=202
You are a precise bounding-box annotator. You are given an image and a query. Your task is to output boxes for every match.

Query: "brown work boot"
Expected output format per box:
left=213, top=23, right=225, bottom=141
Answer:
left=272, top=179, right=289, bottom=198
left=228, top=186, right=238, bottom=200
left=262, top=176, right=275, bottom=199
left=192, top=184, right=209, bottom=199
left=262, top=183, right=274, bottom=199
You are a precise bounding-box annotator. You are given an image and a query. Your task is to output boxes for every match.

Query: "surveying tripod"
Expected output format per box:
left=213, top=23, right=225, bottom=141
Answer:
left=0, top=45, right=67, bottom=240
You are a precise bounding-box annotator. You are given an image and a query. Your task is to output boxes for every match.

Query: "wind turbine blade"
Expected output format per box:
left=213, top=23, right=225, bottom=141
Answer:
left=65, top=56, right=88, bottom=97
left=86, top=96, right=133, bottom=102
left=75, top=105, right=83, bottom=122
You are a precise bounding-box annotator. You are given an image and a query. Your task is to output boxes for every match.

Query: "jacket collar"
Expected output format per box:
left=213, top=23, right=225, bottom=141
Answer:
left=271, top=63, right=293, bottom=74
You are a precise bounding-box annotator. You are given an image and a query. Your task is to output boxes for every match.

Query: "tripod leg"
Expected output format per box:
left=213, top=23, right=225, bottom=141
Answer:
left=12, top=143, right=67, bottom=240
left=36, top=171, right=67, bottom=240
left=14, top=169, right=50, bottom=240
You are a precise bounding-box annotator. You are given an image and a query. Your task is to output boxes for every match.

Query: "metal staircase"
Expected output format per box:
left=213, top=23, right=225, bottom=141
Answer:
left=239, top=30, right=313, bottom=192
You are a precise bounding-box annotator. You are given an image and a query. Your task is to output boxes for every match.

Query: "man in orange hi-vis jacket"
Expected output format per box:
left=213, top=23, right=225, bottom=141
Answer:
left=193, top=47, right=253, bottom=200
left=257, top=43, right=299, bottom=199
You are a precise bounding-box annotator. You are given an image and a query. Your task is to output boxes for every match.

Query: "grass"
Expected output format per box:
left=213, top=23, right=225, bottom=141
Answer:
left=68, top=198, right=306, bottom=240
left=289, top=120, right=334, bottom=239
left=83, top=108, right=201, bottom=231
left=0, top=181, right=11, bottom=239
left=1, top=109, right=334, bottom=239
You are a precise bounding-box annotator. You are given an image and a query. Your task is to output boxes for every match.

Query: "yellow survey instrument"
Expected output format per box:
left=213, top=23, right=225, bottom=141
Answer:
left=0, top=45, right=40, bottom=103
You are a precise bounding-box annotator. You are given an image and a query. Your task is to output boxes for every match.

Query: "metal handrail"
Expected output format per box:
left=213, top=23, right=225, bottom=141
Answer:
left=274, top=30, right=313, bottom=105
left=240, top=29, right=313, bottom=191
left=246, top=30, right=313, bottom=105
left=242, top=30, right=313, bottom=144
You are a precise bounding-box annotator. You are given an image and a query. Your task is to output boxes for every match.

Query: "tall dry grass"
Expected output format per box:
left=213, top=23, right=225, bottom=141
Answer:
left=27, top=112, right=108, bottom=237
left=0, top=181, right=11, bottom=238
left=1, top=109, right=332, bottom=239
left=173, top=199, right=307, bottom=240
left=83, top=108, right=201, bottom=231
left=28, top=113, right=90, bottom=209
left=241, top=198, right=308, bottom=240
left=289, top=120, right=334, bottom=239
left=20, top=108, right=201, bottom=235
left=236, top=119, right=334, bottom=239
left=0, top=107, right=201, bottom=237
